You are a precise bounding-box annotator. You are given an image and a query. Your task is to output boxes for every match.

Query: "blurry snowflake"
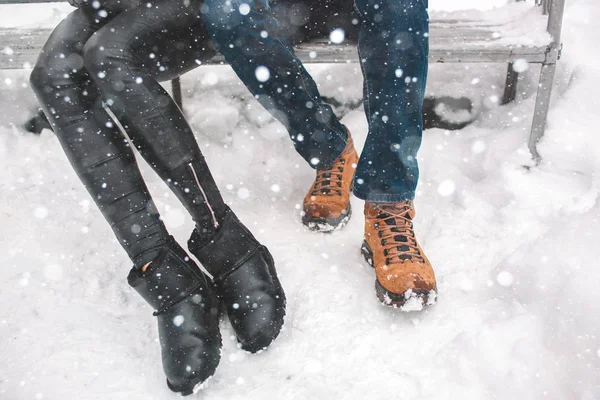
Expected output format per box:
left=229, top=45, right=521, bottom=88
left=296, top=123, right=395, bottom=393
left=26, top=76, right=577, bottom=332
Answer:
left=496, top=271, right=514, bottom=287
left=329, top=28, right=345, bottom=44
left=239, top=3, right=250, bottom=15
left=255, top=66, right=270, bottom=82
left=471, top=140, right=486, bottom=154
left=203, top=72, right=219, bottom=85
left=437, top=180, right=455, bottom=197
left=19, top=272, right=31, bottom=287
left=513, top=59, right=529, bottom=73
left=34, top=207, right=48, bottom=219
left=44, top=264, right=64, bottom=282
left=173, top=315, right=185, bottom=327
left=237, top=188, right=250, bottom=199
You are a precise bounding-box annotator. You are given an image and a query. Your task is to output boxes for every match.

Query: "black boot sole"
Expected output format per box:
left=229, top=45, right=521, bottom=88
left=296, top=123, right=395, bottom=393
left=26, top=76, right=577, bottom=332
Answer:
left=167, top=374, right=213, bottom=396
left=302, top=204, right=352, bottom=233
left=361, top=240, right=437, bottom=310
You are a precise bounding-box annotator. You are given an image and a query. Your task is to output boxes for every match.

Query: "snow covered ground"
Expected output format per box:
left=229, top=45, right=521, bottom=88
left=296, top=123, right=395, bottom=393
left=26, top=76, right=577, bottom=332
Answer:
left=1, top=0, right=600, bottom=399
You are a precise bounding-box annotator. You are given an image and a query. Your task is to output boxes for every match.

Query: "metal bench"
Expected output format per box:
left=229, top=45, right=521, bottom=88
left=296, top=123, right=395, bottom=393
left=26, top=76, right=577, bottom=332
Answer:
left=0, top=0, right=565, bottom=161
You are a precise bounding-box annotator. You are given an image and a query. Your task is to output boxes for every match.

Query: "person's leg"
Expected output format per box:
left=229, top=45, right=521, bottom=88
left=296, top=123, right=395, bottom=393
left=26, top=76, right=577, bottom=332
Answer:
left=83, top=3, right=225, bottom=242
left=82, top=2, right=286, bottom=353
left=29, top=9, right=166, bottom=267
left=201, top=0, right=348, bottom=168
left=200, top=0, right=361, bottom=231
left=352, top=0, right=428, bottom=202
left=30, top=10, right=222, bottom=394
left=352, top=0, right=437, bottom=309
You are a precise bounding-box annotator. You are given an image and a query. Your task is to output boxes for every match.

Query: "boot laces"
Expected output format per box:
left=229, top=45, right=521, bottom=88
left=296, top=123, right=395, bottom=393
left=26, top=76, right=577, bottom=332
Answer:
left=311, top=158, right=346, bottom=196
left=374, top=204, right=424, bottom=264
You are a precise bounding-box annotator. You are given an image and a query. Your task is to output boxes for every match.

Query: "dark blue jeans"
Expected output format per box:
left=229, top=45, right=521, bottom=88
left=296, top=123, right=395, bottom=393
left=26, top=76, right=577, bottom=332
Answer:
left=202, top=0, right=428, bottom=202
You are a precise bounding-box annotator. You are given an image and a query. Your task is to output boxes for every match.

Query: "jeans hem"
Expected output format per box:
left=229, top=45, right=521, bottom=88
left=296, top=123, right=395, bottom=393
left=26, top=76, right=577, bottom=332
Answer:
left=352, top=188, right=415, bottom=203
left=308, top=129, right=348, bottom=170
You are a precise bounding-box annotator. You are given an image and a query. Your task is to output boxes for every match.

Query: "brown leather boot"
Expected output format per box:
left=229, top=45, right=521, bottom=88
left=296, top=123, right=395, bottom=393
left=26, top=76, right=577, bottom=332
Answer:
left=362, top=201, right=437, bottom=310
left=302, top=129, right=359, bottom=232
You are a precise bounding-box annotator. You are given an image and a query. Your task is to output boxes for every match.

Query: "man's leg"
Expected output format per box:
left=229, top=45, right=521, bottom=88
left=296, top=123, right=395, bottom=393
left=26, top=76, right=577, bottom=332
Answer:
left=201, top=0, right=348, bottom=166
left=354, top=0, right=437, bottom=309
left=201, top=0, right=360, bottom=231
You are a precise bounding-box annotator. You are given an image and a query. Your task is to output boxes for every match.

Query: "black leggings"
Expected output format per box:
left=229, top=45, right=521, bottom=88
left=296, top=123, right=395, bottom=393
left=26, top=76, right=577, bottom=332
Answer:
left=30, top=2, right=226, bottom=268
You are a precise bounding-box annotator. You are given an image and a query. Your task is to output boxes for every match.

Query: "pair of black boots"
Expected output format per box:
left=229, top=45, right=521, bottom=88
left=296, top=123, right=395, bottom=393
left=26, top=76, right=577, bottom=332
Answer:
left=127, top=208, right=286, bottom=395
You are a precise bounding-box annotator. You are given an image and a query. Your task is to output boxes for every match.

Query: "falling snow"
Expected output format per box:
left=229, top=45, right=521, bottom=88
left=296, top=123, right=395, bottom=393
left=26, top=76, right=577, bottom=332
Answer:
left=329, top=28, right=345, bottom=44
left=255, top=66, right=270, bottom=82
left=1, top=1, right=599, bottom=399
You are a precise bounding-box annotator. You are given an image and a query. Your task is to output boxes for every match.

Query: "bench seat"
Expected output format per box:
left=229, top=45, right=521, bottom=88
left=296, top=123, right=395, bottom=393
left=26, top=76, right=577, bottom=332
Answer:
left=0, top=4, right=553, bottom=68
left=0, top=0, right=565, bottom=162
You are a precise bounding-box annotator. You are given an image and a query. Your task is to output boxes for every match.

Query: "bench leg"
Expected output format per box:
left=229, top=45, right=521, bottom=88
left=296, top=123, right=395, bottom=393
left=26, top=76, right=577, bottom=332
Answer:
left=502, top=62, right=519, bottom=105
left=171, top=77, right=183, bottom=111
left=529, top=62, right=557, bottom=163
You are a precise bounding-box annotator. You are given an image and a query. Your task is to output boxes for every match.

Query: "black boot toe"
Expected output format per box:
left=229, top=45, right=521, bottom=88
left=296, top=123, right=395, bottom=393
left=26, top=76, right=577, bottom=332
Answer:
left=221, top=248, right=285, bottom=352
left=189, top=210, right=286, bottom=353
left=160, top=299, right=222, bottom=394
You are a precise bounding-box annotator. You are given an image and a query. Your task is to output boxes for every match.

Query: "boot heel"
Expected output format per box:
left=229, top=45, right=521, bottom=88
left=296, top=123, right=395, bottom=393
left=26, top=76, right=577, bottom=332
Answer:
left=127, top=237, right=222, bottom=395
left=361, top=240, right=374, bottom=268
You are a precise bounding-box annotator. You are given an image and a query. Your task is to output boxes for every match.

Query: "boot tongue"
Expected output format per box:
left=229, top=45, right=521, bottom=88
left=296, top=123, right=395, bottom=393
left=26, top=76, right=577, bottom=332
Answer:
left=378, top=204, right=411, bottom=224
left=377, top=205, right=412, bottom=243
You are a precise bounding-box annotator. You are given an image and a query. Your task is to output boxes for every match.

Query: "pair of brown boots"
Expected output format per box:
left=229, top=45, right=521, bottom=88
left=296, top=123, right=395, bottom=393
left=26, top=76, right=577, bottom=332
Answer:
left=302, top=130, right=437, bottom=310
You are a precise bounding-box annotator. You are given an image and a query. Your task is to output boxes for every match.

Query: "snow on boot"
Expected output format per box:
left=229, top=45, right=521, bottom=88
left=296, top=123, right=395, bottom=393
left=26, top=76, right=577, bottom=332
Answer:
left=302, top=128, right=359, bottom=232
left=188, top=209, right=286, bottom=353
left=127, top=236, right=221, bottom=396
left=362, top=201, right=437, bottom=311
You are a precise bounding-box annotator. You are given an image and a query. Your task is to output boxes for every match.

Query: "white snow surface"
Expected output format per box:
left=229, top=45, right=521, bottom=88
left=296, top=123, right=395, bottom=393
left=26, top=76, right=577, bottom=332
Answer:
left=2, top=0, right=600, bottom=399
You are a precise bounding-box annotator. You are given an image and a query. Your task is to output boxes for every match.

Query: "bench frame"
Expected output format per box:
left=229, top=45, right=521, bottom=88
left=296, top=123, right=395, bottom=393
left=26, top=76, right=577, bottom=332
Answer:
left=0, top=0, right=566, bottom=162
left=529, top=0, right=565, bottom=162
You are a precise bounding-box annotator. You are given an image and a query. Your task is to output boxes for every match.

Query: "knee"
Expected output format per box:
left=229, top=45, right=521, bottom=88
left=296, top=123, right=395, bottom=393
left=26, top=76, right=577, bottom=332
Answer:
left=83, top=35, right=128, bottom=80
left=30, top=52, right=85, bottom=97
left=29, top=64, right=48, bottom=97
left=201, top=0, right=260, bottom=35
left=82, top=37, right=108, bottom=77
left=201, top=0, right=232, bottom=34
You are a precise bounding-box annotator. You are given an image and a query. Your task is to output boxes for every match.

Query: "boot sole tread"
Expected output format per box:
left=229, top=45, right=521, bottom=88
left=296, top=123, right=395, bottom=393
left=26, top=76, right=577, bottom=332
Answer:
left=361, top=240, right=437, bottom=310
left=302, top=204, right=352, bottom=232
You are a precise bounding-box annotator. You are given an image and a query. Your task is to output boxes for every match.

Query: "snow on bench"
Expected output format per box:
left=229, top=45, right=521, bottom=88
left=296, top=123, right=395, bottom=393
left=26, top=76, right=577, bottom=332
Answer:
left=0, top=0, right=565, bottom=161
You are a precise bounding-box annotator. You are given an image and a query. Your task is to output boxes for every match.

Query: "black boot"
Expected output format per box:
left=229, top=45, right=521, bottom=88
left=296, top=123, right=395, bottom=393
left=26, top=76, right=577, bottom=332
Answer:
left=127, top=237, right=221, bottom=396
left=188, top=209, right=286, bottom=353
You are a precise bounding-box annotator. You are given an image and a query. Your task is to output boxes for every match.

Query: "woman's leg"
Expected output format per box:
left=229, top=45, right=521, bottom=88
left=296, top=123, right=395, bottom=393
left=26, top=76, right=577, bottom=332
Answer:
left=83, top=4, right=226, bottom=243
left=82, top=4, right=286, bottom=352
left=29, top=9, right=167, bottom=267
left=30, top=11, right=222, bottom=392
